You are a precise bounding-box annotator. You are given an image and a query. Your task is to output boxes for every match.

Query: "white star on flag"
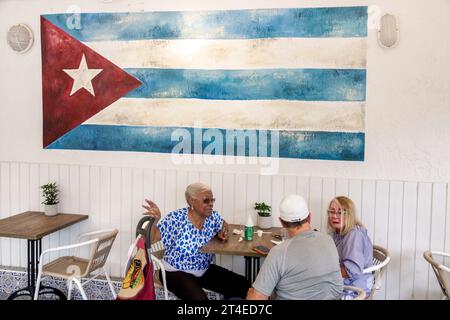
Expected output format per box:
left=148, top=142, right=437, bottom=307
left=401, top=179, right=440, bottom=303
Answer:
left=63, top=53, right=103, bottom=96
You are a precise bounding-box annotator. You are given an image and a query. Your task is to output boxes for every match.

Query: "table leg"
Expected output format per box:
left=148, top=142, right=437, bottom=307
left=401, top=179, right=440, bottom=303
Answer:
left=30, top=239, right=35, bottom=288
left=245, top=257, right=250, bottom=281
left=8, top=238, right=66, bottom=300
left=244, top=256, right=261, bottom=283
left=254, top=257, right=260, bottom=280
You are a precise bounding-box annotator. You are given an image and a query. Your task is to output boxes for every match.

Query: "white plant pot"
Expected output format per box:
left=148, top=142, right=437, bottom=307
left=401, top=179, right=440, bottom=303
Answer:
left=257, top=215, right=272, bottom=229
left=44, top=204, right=58, bottom=216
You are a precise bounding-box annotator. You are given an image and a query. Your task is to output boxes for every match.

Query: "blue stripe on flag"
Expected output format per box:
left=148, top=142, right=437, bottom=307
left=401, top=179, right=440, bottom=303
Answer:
left=124, top=68, right=366, bottom=101
left=43, top=6, right=367, bottom=41
left=46, top=125, right=364, bottom=161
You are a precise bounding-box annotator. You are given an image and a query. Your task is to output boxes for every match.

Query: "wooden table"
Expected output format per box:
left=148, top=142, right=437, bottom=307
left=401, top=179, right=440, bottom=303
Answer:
left=0, top=211, right=88, bottom=300
left=202, top=223, right=282, bottom=282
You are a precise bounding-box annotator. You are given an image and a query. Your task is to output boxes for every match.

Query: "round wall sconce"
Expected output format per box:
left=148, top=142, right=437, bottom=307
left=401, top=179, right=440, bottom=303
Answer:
left=6, top=23, right=34, bottom=54
left=378, top=13, right=399, bottom=48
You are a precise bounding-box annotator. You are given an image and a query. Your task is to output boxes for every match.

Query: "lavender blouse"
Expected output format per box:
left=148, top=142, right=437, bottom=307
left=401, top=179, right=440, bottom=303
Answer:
left=332, top=226, right=374, bottom=297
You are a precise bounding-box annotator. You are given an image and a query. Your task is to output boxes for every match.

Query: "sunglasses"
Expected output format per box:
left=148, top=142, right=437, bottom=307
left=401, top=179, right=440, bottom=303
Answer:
left=327, top=209, right=346, bottom=217
left=202, top=198, right=216, bottom=205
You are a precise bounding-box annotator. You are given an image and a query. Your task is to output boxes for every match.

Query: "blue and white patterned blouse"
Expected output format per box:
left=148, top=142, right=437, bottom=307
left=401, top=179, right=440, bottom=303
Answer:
left=157, top=207, right=224, bottom=273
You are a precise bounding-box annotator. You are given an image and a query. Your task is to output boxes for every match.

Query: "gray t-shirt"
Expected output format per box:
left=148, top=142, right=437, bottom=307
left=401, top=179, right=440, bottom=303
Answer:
left=252, top=230, right=343, bottom=300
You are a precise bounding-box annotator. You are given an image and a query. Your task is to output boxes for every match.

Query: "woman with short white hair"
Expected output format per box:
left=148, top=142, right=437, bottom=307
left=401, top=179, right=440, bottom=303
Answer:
left=143, top=182, right=250, bottom=299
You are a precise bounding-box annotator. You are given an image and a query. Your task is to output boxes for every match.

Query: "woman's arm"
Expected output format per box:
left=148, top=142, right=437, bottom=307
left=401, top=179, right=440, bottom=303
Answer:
left=150, top=222, right=161, bottom=243
left=143, top=199, right=162, bottom=243
left=246, top=287, right=269, bottom=300
left=217, top=220, right=229, bottom=242
left=340, top=265, right=349, bottom=278
left=340, top=229, right=368, bottom=278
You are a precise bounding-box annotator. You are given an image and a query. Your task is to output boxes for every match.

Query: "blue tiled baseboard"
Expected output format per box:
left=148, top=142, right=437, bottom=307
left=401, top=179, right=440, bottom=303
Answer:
left=0, top=269, right=222, bottom=300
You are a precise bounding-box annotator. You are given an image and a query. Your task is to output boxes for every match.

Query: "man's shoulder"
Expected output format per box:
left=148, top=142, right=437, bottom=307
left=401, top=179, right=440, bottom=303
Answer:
left=291, top=231, right=336, bottom=250
left=266, top=241, right=287, bottom=259
left=295, top=230, right=332, bottom=241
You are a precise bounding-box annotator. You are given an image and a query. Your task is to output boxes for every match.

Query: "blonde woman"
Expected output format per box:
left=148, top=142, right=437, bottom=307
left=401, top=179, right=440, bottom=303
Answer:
left=327, top=196, right=373, bottom=298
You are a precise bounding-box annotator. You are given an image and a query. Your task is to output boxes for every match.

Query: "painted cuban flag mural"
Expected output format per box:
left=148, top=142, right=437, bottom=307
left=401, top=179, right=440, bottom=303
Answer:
left=41, top=6, right=367, bottom=161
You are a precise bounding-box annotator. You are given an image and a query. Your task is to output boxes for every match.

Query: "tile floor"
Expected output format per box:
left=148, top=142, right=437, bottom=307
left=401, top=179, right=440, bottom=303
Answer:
left=0, top=269, right=222, bottom=300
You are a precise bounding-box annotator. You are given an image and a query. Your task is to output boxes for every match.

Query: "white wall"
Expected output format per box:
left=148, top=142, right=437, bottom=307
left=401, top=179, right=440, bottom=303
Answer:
left=0, top=0, right=450, bottom=182
left=0, top=0, right=449, bottom=299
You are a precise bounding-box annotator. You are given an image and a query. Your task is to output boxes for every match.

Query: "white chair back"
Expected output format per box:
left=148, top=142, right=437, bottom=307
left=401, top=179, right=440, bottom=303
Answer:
left=363, top=245, right=390, bottom=300
left=423, top=251, right=450, bottom=299
left=125, top=217, right=169, bottom=300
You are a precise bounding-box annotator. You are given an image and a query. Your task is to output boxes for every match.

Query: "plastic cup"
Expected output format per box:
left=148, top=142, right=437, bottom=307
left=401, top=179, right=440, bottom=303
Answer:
left=280, top=228, right=289, bottom=240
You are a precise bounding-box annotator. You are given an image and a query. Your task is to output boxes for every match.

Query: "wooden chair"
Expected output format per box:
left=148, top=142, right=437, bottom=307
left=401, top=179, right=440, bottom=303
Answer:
left=34, top=228, right=118, bottom=300
left=423, top=251, right=450, bottom=299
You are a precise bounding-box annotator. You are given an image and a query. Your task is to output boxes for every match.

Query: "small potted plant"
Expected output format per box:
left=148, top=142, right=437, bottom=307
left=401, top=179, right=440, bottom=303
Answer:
left=254, top=202, right=272, bottom=229
left=41, top=182, right=59, bottom=216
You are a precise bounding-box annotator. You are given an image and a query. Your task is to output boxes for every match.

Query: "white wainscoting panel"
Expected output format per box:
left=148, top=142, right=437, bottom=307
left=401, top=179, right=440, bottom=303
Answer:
left=0, top=161, right=448, bottom=299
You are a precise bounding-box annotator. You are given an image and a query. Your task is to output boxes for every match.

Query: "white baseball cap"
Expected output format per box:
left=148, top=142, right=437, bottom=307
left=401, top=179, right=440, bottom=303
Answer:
left=279, top=194, right=309, bottom=222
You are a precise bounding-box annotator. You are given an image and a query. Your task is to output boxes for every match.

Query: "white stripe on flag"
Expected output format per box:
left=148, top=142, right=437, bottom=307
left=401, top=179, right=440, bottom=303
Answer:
left=86, top=98, right=365, bottom=132
left=84, top=37, right=366, bottom=70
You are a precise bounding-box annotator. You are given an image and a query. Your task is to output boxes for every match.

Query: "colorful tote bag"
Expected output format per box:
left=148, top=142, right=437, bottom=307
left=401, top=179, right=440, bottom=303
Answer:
left=117, top=237, right=156, bottom=300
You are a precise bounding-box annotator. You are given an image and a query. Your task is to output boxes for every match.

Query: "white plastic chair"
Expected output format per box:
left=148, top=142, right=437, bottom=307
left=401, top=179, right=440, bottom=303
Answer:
left=149, top=241, right=170, bottom=300
left=130, top=217, right=221, bottom=300
left=34, top=228, right=118, bottom=300
left=363, top=245, right=391, bottom=300
left=148, top=242, right=222, bottom=300
left=423, top=251, right=450, bottom=300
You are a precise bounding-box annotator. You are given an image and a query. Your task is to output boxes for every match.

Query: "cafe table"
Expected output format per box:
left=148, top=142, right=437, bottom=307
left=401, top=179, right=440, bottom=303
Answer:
left=202, top=223, right=282, bottom=282
left=0, top=211, right=88, bottom=300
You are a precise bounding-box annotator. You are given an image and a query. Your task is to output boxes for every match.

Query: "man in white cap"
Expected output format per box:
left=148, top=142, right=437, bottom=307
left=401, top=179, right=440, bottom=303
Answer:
left=246, top=194, right=343, bottom=300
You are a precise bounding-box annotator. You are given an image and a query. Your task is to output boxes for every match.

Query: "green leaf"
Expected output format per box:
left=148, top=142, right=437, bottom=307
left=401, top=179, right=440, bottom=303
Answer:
left=40, top=182, right=60, bottom=205
left=254, top=202, right=271, bottom=216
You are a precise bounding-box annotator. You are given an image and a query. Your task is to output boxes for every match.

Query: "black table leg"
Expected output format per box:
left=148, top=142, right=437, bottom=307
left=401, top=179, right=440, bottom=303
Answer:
left=8, top=238, right=66, bottom=300
left=244, top=256, right=261, bottom=283
left=245, top=257, right=251, bottom=281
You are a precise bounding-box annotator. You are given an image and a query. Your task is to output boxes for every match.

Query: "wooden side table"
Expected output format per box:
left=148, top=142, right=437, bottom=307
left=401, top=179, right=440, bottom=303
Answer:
left=0, top=211, right=88, bottom=300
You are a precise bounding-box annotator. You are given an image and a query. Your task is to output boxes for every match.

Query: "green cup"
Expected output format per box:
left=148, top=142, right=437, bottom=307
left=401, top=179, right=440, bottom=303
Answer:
left=244, top=225, right=254, bottom=241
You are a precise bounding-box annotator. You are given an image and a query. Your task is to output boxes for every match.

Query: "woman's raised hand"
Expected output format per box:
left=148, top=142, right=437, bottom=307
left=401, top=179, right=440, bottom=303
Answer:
left=142, top=199, right=162, bottom=222
left=217, top=220, right=229, bottom=242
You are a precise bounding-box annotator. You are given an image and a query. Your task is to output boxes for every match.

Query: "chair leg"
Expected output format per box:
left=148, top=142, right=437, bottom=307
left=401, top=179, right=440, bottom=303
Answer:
left=67, top=279, right=73, bottom=300
left=159, top=269, right=169, bottom=300
left=103, top=268, right=117, bottom=299
left=72, top=278, right=88, bottom=300
left=33, top=270, right=43, bottom=300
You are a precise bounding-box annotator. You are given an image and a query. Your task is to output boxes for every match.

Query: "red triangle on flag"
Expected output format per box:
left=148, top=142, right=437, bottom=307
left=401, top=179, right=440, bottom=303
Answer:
left=41, top=17, right=142, bottom=147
